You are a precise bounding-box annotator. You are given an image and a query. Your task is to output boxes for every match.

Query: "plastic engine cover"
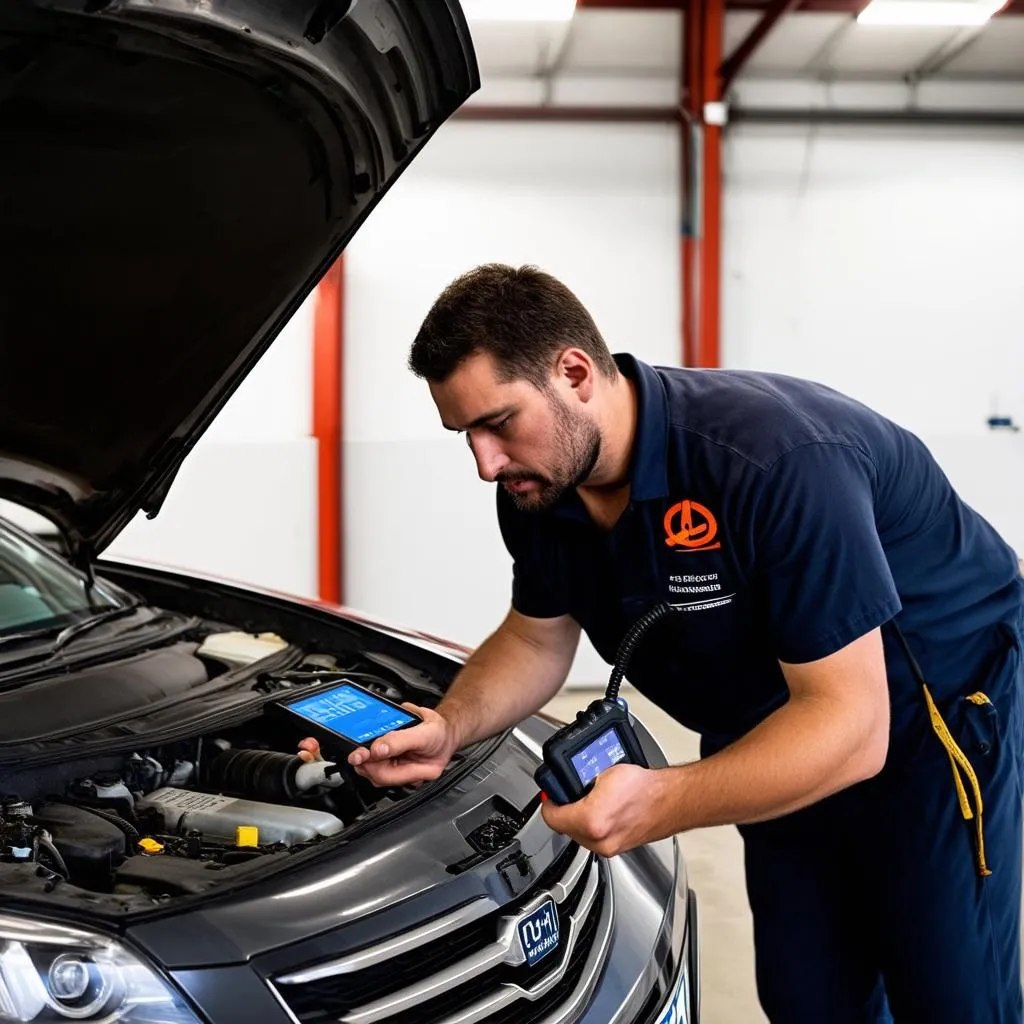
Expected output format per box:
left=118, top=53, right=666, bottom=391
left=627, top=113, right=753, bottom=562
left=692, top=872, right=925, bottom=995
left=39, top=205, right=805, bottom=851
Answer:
left=32, top=803, right=127, bottom=890
left=135, top=788, right=343, bottom=846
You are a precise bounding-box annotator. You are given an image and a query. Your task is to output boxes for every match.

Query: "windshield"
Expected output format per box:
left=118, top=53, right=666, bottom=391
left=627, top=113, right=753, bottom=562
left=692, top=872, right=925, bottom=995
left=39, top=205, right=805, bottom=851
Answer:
left=0, top=520, right=121, bottom=639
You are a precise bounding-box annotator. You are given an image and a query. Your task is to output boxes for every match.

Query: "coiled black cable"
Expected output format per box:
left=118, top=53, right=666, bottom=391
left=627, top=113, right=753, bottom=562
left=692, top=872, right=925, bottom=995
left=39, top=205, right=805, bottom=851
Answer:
left=606, top=602, right=675, bottom=702
left=55, top=801, right=141, bottom=845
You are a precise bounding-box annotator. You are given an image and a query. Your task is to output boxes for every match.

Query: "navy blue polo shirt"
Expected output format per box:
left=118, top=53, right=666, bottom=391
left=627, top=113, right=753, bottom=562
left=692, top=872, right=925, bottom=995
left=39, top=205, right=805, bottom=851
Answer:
left=497, top=355, right=1023, bottom=744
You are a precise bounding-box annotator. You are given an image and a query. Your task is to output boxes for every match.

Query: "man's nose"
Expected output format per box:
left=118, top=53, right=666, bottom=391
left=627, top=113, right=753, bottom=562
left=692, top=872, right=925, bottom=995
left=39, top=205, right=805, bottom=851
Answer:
left=471, top=434, right=509, bottom=482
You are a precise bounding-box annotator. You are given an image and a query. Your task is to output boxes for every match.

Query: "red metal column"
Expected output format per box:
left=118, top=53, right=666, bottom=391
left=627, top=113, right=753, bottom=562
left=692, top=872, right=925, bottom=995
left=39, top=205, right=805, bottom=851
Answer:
left=699, top=0, right=724, bottom=369
left=681, top=0, right=701, bottom=368
left=313, top=257, right=344, bottom=605
left=682, top=0, right=723, bottom=369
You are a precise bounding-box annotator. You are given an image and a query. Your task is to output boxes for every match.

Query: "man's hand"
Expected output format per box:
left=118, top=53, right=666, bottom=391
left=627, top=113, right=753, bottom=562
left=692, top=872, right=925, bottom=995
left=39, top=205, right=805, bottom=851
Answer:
left=540, top=764, right=666, bottom=858
left=297, top=704, right=457, bottom=788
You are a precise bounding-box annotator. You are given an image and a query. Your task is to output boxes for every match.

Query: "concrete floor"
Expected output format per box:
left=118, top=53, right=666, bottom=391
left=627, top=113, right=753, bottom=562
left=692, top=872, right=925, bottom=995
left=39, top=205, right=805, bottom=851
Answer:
left=542, top=686, right=768, bottom=1024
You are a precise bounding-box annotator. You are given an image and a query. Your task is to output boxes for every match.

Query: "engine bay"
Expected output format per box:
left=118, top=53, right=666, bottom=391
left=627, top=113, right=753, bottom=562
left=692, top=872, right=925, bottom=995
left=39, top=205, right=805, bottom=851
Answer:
left=0, top=629, right=449, bottom=906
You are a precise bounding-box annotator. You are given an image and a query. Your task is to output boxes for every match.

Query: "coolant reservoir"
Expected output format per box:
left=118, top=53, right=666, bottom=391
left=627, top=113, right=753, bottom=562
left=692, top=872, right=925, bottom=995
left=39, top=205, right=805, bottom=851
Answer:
left=195, top=631, right=288, bottom=669
left=135, top=788, right=343, bottom=846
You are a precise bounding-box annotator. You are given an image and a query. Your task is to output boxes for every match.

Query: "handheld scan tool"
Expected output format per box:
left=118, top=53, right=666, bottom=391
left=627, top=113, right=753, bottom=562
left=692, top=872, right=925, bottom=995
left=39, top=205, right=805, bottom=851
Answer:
left=273, top=679, right=421, bottom=759
left=535, top=604, right=680, bottom=803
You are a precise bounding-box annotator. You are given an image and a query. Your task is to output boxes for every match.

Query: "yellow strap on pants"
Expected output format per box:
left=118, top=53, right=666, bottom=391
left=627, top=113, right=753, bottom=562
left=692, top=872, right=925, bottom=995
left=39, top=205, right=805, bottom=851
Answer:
left=922, top=684, right=992, bottom=877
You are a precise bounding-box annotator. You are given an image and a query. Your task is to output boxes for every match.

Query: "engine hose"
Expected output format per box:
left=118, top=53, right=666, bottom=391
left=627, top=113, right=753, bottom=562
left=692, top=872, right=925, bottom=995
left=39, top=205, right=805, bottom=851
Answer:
left=63, top=803, right=141, bottom=845
left=36, top=836, right=69, bottom=880
left=203, top=749, right=301, bottom=802
left=606, top=602, right=675, bottom=702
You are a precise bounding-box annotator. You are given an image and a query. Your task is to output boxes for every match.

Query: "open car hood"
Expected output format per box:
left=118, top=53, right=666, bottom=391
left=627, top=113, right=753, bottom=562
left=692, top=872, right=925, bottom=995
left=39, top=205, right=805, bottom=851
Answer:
left=0, top=0, right=477, bottom=566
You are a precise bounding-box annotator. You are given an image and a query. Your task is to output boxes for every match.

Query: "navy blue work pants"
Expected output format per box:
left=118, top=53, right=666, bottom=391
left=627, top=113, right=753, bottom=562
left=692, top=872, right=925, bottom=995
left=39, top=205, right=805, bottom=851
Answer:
left=735, top=638, right=1023, bottom=1023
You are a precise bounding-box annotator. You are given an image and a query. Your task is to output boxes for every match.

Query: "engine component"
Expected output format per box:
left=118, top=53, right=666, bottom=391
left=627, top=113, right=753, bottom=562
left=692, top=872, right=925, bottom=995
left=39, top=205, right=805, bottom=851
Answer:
left=122, top=753, right=166, bottom=796
left=0, top=808, right=68, bottom=881
left=30, top=803, right=126, bottom=890
left=0, top=798, right=32, bottom=820
left=0, top=817, right=36, bottom=863
left=69, top=773, right=136, bottom=818
left=203, top=748, right=345, bottom=803
left=114, top=847, right=271, bottom=897
left=134, top=787, right=343, bottom=846
left=235, top=825, right=259, bottom=848
left=196, top=631, right=288, bottom=669
left=166, top=759, right=194, bottom=787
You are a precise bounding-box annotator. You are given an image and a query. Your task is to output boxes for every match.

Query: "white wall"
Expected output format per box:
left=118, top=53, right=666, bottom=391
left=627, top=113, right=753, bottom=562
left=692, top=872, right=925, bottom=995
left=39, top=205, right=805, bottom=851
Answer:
left=722, top=119, right=1024, bottom=554
left=343, top=121, right=680, bottom=684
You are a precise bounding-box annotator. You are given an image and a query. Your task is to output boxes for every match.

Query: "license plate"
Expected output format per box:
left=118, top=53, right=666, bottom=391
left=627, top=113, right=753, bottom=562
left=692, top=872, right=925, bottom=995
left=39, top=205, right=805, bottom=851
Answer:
left=657, top=960, right=690, bottom=1024
left=517, top=898, right=560, bottom=968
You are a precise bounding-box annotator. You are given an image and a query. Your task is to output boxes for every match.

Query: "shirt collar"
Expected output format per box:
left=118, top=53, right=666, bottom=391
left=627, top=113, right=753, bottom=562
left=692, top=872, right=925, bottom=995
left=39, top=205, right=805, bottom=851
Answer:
left=616, top=353, right=670, bottom=502
left=550, top=353, right=670, bottom=520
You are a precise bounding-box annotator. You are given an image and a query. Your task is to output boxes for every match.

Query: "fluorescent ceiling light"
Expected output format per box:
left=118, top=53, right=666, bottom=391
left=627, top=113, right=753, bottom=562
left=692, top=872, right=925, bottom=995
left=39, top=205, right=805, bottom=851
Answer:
left=857, top=0, right=1006, bottom=26
left=461, top=0, right=577, bottom=22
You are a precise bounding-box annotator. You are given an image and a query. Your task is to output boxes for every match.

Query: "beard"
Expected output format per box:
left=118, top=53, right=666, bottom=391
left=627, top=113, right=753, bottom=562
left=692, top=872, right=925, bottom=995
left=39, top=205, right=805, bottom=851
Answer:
left=498, top=394, right=601, bottom=512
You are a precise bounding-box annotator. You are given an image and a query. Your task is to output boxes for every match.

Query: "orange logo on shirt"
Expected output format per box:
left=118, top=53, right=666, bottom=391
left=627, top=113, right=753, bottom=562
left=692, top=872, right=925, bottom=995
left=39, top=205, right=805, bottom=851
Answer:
left=664, top=500, right=721, bottom=551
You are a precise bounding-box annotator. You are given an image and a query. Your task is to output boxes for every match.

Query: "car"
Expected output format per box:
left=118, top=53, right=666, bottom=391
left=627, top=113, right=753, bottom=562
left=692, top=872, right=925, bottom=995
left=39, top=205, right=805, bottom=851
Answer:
left=0, top=1, right=699, bottom=1023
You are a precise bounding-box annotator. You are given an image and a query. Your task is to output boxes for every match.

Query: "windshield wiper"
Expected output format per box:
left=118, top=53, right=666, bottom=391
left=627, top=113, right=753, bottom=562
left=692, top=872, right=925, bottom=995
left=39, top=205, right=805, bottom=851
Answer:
left=0, top=601, right=142, bottom=655
left=50, top=601, right=143, bottom=653
left=0, top=626, right=65, bottom=650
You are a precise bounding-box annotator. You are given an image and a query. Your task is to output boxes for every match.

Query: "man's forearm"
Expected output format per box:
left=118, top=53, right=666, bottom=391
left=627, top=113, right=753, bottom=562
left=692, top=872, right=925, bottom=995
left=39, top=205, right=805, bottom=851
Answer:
left=438, top=613, right=578, bottom=749
left=648, top=691, right=889, bottom=837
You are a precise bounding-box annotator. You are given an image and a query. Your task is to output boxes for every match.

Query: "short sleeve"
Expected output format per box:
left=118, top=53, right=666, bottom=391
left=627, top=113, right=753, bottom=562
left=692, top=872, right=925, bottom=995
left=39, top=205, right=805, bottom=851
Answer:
left=496, top=490, right=571, bottom=619
left=753, top=443, right=901, bottom=664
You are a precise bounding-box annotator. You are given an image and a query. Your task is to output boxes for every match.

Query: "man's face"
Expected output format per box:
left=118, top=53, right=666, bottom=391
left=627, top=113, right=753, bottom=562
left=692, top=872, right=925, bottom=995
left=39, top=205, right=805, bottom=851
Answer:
left=429, top=351, right=601, bottom=512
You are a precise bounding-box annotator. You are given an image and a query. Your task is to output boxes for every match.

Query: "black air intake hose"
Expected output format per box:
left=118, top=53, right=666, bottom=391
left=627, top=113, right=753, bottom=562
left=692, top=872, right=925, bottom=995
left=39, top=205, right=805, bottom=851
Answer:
left=204, top=749, right=303, bottom=802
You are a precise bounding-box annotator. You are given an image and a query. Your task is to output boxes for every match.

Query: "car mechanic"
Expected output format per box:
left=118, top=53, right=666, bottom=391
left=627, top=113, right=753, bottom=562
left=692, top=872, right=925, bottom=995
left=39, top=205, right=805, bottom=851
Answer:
left=299, top=264, right=1023, bottom=1023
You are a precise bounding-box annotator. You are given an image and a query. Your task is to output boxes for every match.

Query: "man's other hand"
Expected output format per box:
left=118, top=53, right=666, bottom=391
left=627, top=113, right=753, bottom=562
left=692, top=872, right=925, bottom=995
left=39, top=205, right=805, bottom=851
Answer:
left=297, top=704, right=456, bottom=788
left=540, top=763, right=663, bottom=857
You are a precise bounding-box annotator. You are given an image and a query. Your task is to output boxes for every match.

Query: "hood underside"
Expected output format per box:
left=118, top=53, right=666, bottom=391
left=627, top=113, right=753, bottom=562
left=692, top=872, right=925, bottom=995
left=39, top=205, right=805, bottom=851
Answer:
left=0, top=0, right=477, bottom=564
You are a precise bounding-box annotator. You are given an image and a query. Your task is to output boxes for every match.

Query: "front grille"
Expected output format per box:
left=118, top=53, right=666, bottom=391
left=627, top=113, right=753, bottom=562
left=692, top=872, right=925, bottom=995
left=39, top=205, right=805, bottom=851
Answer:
left=462, top=889, right=606, bottom=1024
left=272, top=843, right=609, bottom=1024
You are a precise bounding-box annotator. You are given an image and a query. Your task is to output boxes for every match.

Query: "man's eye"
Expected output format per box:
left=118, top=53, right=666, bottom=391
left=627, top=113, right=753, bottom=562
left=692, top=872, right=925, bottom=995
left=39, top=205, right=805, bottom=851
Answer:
left=489, top=415, right=512, bottom=434
left=459, top=431, right=473, bottom=450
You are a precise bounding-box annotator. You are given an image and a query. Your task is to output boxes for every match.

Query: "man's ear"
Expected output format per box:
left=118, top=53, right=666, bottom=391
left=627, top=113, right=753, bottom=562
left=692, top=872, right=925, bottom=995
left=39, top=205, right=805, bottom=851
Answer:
left=556, top=348, right=596, bottom=402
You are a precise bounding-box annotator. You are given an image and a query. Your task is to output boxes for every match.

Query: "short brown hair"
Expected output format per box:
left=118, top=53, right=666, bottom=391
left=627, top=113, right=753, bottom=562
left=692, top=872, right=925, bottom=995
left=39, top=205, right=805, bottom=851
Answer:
left=408, top=264, right=618, bottom=388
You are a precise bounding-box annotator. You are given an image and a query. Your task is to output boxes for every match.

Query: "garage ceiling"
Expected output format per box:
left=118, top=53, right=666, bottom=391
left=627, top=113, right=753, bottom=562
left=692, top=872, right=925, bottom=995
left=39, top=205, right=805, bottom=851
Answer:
left=465, top=4, right=1024, bottom=82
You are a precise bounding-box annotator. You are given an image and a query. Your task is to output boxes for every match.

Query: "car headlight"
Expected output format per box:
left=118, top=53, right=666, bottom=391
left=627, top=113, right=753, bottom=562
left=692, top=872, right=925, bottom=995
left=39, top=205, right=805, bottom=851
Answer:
left=0, top=915, right=200, bottom=1023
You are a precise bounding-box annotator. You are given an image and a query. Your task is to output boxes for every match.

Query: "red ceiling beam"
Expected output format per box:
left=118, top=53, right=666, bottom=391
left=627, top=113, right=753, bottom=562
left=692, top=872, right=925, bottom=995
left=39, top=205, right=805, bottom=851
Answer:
left=579, top=0, right=1023, bottom=9
left=455, top=105, right=678, bottom=121
left=720, top=0, right=802, bottom=93
left=725, top=0, right=862, bottom=8
left=576, top=0, right=686, bottom=7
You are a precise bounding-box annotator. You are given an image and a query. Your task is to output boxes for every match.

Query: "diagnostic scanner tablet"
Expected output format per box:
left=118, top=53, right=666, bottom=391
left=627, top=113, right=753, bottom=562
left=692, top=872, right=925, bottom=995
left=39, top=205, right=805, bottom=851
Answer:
left=272, top=679, right=422, bottom=757
left=534, top=698, right=648, bottom=803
